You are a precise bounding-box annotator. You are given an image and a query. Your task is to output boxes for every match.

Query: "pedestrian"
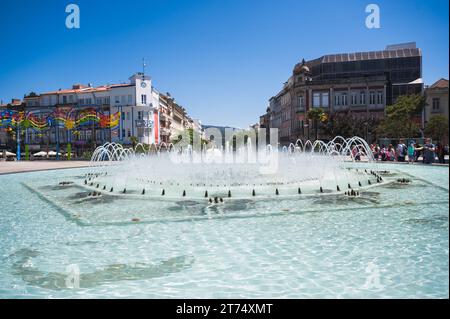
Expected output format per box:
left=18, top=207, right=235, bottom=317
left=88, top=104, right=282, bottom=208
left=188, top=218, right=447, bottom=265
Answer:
left=372, top=143, right=380, bottom=161
left=408, top=141, right=415, bottom=164
left=387, top=144, right=395, bottom=161
left=423, top=138, right=436, bottom=164
left=436, top=142, right=445, bottom=164
left=352, top=146, right=361, bottom=161
left=396, top=139, right=407, bottom=162
left=380, top=144, right=387, bottom=161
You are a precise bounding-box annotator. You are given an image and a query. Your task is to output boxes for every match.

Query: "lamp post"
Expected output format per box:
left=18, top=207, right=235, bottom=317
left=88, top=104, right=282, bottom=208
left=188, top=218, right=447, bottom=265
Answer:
left=16, top=122, right=21, bottom=161
left=118, top=105, right=124, bottom=142
left=25, top=126, right=29, bottom=161
left=305, top=122, right=310, bottom=141
left=56, top=120, right=60, bottom=160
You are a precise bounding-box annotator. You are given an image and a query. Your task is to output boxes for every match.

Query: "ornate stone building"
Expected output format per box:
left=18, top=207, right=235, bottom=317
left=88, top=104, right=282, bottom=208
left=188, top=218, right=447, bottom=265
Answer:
left=262, top=43, right=423, bottom=144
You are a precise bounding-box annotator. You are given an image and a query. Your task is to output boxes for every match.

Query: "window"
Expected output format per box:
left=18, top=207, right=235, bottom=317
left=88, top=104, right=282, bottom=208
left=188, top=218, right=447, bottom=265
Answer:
left=127, top=129, right=131, bottom=138
left=351, top=93, right=358, bottom=105
left=138, top=111, right=143, bottom=120
left=122, top=129, right=125, bottom=138
left=69, top=95, right=73, bottom=103
left=121, top=112, right=125, bottom=120
left=141, top=94, right=147, bottom=105
left=115, top=96, right=120, bottom=104
left=297, top=95, right=304, bottom=110
left=86, top=98, right=92, bottom=105
left=369, top=91, right=376, bottom=105
left=121, top=95, right=126, bottom=104
left=128, top=95, right=132, bottom=104
left=79, top=98, right=85, bottom=105
left=432, top=98, right=440, bottom=111
left=313, top=93, right=320, bottom=107
left=360, top=91, right=366, bottom=105
left=62, top=96, right=67, bottom=104
left=377, top=91, right=383, bottom=105
left=342, top=93, right=347, bottom=106
left=335, top=94, right=340, bottom=106
left=96, top=98, right=102, bottom=105
left=322, top=92, right=329, bottom=107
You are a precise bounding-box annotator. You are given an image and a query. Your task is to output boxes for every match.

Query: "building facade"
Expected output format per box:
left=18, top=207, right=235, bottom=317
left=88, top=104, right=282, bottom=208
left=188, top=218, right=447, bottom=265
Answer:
left=21, top=72, right=160, bottom=153
left=425, top=78, right=449, bottom=123
left=1, top=71, right=203, bottom=157
left=158, top=92, right=198, bottom=144
left=261, top=43, right=423, bottom=144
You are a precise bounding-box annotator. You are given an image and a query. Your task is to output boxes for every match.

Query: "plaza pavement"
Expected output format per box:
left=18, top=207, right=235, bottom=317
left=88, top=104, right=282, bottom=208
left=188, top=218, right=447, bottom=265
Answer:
left=0, top=160, right=91, bottom=175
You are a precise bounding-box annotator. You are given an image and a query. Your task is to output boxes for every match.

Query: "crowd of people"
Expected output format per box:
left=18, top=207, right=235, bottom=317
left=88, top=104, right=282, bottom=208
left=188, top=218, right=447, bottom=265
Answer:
left=370, top=139, right=449, bottom=164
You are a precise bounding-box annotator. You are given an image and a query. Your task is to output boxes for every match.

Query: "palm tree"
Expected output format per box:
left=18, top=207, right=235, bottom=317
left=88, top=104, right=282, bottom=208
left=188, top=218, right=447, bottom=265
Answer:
left=130, top=136, right=138, bottom=149
left=307, top=108, right=326, bottom=141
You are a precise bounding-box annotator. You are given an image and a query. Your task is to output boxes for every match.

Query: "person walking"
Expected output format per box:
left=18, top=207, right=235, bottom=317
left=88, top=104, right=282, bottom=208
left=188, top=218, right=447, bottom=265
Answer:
left=372, top=143, right=380, bottom=161
left=408, top=141, right=415, bottom=164
left=352, top=146, right=361, bottom=161
left=380, top=145, right=388, bottom=161
left=436, top=143, right=445, bottom=164
left=396, top=139, right=407, bottom=162
left=423, top=138, right=436, bottom=164
left=387, top=144, right=395, bottom=161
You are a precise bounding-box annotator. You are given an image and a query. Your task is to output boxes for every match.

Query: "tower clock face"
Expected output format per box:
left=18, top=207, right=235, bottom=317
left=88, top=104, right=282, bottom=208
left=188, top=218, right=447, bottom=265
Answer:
left=141, top=82, right=147, bottom=88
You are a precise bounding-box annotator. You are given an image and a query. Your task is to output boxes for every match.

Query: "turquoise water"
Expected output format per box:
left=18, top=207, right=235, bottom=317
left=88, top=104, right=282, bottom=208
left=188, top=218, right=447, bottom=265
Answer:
left=0, top=163, right=448, bottom=298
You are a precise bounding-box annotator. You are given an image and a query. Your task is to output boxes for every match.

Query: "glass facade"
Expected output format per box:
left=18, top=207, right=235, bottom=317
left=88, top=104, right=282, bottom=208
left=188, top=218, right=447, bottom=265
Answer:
left=308, top=48, right=422, bottom=105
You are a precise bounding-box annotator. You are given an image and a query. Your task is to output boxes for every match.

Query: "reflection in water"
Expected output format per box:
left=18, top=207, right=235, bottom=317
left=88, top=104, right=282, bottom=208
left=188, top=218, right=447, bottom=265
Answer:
left=10, top=248, right=194, bottom=290
left=39, top=185, right=77, bottom=191
left=222, top=199, right=255, bottom=212
left=168, top=200, right=207, bottom=215
left=313, top=192, right=381, bottom=206
left=405, top=215, right=449, bottom=228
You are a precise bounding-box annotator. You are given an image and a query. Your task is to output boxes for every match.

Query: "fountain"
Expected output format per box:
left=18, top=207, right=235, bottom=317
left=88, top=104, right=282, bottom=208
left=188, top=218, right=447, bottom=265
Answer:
left=83, top=136, right=383, bottom=201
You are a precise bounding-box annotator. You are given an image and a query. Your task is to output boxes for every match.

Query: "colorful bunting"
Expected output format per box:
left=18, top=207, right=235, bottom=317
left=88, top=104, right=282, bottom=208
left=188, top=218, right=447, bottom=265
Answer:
left=0, top=108, right=120, bottom=131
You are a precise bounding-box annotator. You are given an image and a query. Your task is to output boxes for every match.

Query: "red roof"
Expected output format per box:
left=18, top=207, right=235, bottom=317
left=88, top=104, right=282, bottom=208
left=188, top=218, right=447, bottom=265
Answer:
left=429, top=78, right=449, bottom=89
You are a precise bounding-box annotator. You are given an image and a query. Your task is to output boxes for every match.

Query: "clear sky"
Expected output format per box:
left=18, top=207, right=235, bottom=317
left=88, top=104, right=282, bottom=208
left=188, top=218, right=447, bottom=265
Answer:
left=1, top=0, right=448, bottom=128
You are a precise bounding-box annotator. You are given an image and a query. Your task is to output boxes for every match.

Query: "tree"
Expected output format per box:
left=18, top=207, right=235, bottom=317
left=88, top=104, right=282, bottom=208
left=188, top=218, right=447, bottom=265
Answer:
left=129, top=136, right=138, bottom=148
left=171, top=128, right=208, bottom=149
left=425, top=115, right=449, bottom=143
left=376, top=94, right=425, bottom=138
left=323, top=111, right=380, bottom=140
left=307, top=108, right=327, bottom=140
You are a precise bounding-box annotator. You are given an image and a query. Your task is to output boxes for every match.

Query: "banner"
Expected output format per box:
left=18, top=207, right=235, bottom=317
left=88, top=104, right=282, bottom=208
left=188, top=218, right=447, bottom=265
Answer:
left=0, top=108, right=120, bottom=131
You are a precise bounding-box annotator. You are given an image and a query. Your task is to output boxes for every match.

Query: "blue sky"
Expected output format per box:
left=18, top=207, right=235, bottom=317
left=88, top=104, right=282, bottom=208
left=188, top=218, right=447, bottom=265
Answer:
left=0, top=0, right=448, bottom=128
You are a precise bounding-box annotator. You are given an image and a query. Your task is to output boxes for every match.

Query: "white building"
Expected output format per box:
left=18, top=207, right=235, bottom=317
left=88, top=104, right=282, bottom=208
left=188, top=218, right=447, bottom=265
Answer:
left=24, top=72, right=161, bottom=146
left=109, top=73, right=160, bottom=145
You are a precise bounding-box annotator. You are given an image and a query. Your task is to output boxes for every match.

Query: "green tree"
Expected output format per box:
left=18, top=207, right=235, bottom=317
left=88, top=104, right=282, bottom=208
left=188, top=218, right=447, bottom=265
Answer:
left=324, top=111, right=380, bottom=140
left=376, top=94, right=425, bottom=138
left=171, top=128, right=209, bottom=149
left=425, top=115, right=449, bottom=143
left=130, top=136, right=138, bottom=148
left=307, top=108, right=326, bottom=140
